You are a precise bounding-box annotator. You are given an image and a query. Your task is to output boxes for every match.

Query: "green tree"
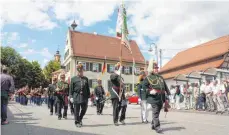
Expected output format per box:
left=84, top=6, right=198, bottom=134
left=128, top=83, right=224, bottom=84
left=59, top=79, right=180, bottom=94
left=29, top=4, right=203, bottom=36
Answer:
left=43, top=60, right=61, bottom=83
left=1, top=46, right=48, bottom=88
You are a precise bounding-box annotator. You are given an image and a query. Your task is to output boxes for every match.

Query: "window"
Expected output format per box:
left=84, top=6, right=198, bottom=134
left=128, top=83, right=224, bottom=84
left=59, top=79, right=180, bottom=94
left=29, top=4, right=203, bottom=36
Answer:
left=93, top=63, right=99, bottom=72
left=107, top=64, right=115, bottom=73
left=66, top=62, right=70, bottom=72
left=124, top=67, right=130, bottom=74
left=135, top=67, right=140, bottom=74
left=124, top=84, right=130, bottom=92
left=92, top=79, right=98, bottom=88
left=64, top=49, right=69, bottom=60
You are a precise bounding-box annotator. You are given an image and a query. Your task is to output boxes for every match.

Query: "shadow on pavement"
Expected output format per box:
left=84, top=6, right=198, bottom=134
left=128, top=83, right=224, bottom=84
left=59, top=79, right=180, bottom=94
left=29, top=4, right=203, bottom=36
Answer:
left=2, top=108, right=103, bottom=135
left=162, top=126, right=186, bottom=132
left=83, top=123, right=113, bottom=127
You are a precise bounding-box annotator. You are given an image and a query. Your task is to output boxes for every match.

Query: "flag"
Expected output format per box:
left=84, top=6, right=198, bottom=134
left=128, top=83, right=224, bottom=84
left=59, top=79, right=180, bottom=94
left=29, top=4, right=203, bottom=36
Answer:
left=121, top=6, right=132, bottom=54
left=116, top=3, right=132, bottom=54
left=116, top=6, right=122, bottom=38
left=102, top=57, right=106, bottom=75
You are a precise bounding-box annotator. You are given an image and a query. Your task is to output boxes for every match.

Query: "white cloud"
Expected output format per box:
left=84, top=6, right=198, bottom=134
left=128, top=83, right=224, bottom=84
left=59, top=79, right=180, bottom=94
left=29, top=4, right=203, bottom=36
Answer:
left=1, top=0, right=57, bottom=30
left=17, top=43, right=28, bottom=48
left=40, top=48, right=52, bottom=58
left=20, top=47, right=52, bottom=58
left=127, top=1, right=229, bottom=62
left=43, top=58, right=49, bottom=64
left=1, top=32, right=20, bottom=46
left=108, top=27, right=115, bottom=35
left=52, top=0, right=120, bottom=26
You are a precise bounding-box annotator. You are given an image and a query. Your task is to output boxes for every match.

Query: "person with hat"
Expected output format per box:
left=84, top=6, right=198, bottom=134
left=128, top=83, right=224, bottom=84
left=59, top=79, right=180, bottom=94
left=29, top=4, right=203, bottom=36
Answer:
left=94, top=78, right=105, bottom=115
left=137, top=70, right=150, bottom=123
left=48, top=75, right=58, bottom=115
left=109, top=62, right=127, bottom=126
left=69, top=62, right=90, bottom=127
left=1, top=65, right=15, bottom=125
left=55, top=73, right=69, bottom=120
left=143, top=60, right=170, bottom=133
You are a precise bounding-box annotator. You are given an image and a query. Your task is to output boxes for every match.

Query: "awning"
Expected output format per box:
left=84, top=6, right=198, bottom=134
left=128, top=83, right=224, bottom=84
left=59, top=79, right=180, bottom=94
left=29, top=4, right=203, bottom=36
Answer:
left=201, top=67, right=217, bottom=76
left=186, top=71, right=202, bottom=80
left=174, top=74, right=189, bottom=82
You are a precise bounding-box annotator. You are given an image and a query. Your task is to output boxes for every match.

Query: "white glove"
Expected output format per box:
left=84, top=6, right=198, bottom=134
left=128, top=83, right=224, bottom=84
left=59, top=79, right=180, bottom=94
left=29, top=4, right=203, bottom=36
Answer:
left=96, top=97, right=98, bottom=100
left=150, top=89, right=157, bottom=95
left=70, top=98, right=73, bottom=103
left=138, top=98, right=141, bottom=102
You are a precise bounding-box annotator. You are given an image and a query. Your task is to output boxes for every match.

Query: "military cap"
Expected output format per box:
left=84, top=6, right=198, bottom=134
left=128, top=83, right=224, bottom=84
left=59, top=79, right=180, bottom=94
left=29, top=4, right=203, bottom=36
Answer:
left=76, top=62, right=84, bottom=72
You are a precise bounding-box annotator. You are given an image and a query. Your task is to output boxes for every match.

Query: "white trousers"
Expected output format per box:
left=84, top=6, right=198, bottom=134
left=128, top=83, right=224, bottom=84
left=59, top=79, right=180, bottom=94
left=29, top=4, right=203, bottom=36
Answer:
left=140, top=100, right=151, bottom=122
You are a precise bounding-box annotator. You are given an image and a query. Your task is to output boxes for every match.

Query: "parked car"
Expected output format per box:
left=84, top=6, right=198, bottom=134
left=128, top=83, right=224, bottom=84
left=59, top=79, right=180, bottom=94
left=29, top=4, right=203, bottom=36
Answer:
left=128, top=94, right=139, bottom=104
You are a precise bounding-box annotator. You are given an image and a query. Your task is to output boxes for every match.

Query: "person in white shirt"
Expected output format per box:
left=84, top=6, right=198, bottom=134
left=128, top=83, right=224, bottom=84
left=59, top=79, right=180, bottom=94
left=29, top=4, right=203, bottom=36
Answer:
left=204, top=81, right=215, bottom=112
left=193, top=84, right=200, bottom=110
left=169, top=85, right=176, bottom=109
left=212, top=80, right=225, bottom=114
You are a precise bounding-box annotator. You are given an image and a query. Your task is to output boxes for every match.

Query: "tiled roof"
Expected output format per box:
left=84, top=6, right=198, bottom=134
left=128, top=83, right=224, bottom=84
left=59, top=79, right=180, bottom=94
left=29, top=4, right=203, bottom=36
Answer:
left=160, top=35, right=229, bottom=73
left=162, top=58, right=224, bottom=79
left=70, top=30, right=145, bottom=64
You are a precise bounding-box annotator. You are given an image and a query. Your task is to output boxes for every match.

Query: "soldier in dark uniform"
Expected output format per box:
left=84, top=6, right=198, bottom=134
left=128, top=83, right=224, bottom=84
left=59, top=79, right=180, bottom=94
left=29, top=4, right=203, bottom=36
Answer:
left=48, top=75, right=58, bottom=115
left=109, top=62, right=127, bottom=126
left=143, top=60, right=170, bottom=133
left=69, top=63, right=90, bottom=127
left=55, top=73, right=69, bottom=120
left=94, top=78, right=105, bottom=115
left=1, top=66, right=15, bottom=125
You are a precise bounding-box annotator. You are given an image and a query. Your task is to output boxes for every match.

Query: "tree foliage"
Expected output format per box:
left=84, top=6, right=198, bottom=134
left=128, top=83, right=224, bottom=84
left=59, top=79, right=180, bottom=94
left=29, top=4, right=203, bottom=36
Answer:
left=43, top=60, right=61, bottom=83
left=1, top=46, right=48, bottom=88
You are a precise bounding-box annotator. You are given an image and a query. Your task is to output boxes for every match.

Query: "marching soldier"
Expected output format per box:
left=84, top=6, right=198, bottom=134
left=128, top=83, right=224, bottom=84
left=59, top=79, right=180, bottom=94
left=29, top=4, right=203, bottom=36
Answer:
left=55, top=73, right=69, bottom=120
left=48, top=75, right=58, bottom=115
left=69, top=62, right=90, bottom=127
left=143, top=60, right=170, bottom=133
left=109, top=62, right=127, bottom=126
left=94, top=78, right=105, bottom=115
left=137, top=70, right=150, bottom=123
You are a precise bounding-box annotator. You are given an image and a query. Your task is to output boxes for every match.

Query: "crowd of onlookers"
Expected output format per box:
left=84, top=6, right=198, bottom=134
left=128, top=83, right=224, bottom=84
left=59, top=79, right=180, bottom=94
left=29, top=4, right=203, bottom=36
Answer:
left=169, top=79, right=229, bottom=114
left=13, top=86, right=49, bottom=106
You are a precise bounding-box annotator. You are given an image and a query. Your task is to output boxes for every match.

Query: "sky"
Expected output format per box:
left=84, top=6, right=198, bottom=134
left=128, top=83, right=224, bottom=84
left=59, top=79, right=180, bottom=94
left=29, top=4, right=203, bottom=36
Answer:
left=1, top=0, right=229, bottom=68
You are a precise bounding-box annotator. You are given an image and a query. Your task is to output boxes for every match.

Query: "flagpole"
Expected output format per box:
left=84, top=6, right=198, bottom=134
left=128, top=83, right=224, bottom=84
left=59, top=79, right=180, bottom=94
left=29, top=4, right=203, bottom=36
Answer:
left=132, top=58, right=135, bottom=94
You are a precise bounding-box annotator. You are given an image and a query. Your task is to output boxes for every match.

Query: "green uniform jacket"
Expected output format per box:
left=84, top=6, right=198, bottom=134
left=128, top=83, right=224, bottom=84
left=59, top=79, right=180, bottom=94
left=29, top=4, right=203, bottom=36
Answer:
left=69, top=76, right=90, bottom=104
left=137, top=81, right=147, bottom=100
left=55, top=81, right=69, bottom=102
left=143, top=73, right=170, bottom=104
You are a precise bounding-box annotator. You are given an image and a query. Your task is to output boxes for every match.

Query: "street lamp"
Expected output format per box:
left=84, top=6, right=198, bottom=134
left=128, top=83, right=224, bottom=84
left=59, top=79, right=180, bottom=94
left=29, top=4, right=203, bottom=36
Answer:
left=148, top=43, right=158, bottom=64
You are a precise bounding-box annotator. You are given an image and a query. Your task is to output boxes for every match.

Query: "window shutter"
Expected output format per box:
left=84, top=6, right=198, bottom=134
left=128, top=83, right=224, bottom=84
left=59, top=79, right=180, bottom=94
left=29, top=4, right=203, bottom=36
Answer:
left=122, top=66, right=125, bottom=74
left=86, top=62, right=89, bottom=71
left=99, top=63, right=102, bottom=72
left=107, top=64, right=110, bottom=73
left=130, top=84, right=133, bottom=92
left=89, top=79, right=92, bottom=88
left=90, top=63, right=93, bottom=71
left=129, top=67, right=132, bottom=74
